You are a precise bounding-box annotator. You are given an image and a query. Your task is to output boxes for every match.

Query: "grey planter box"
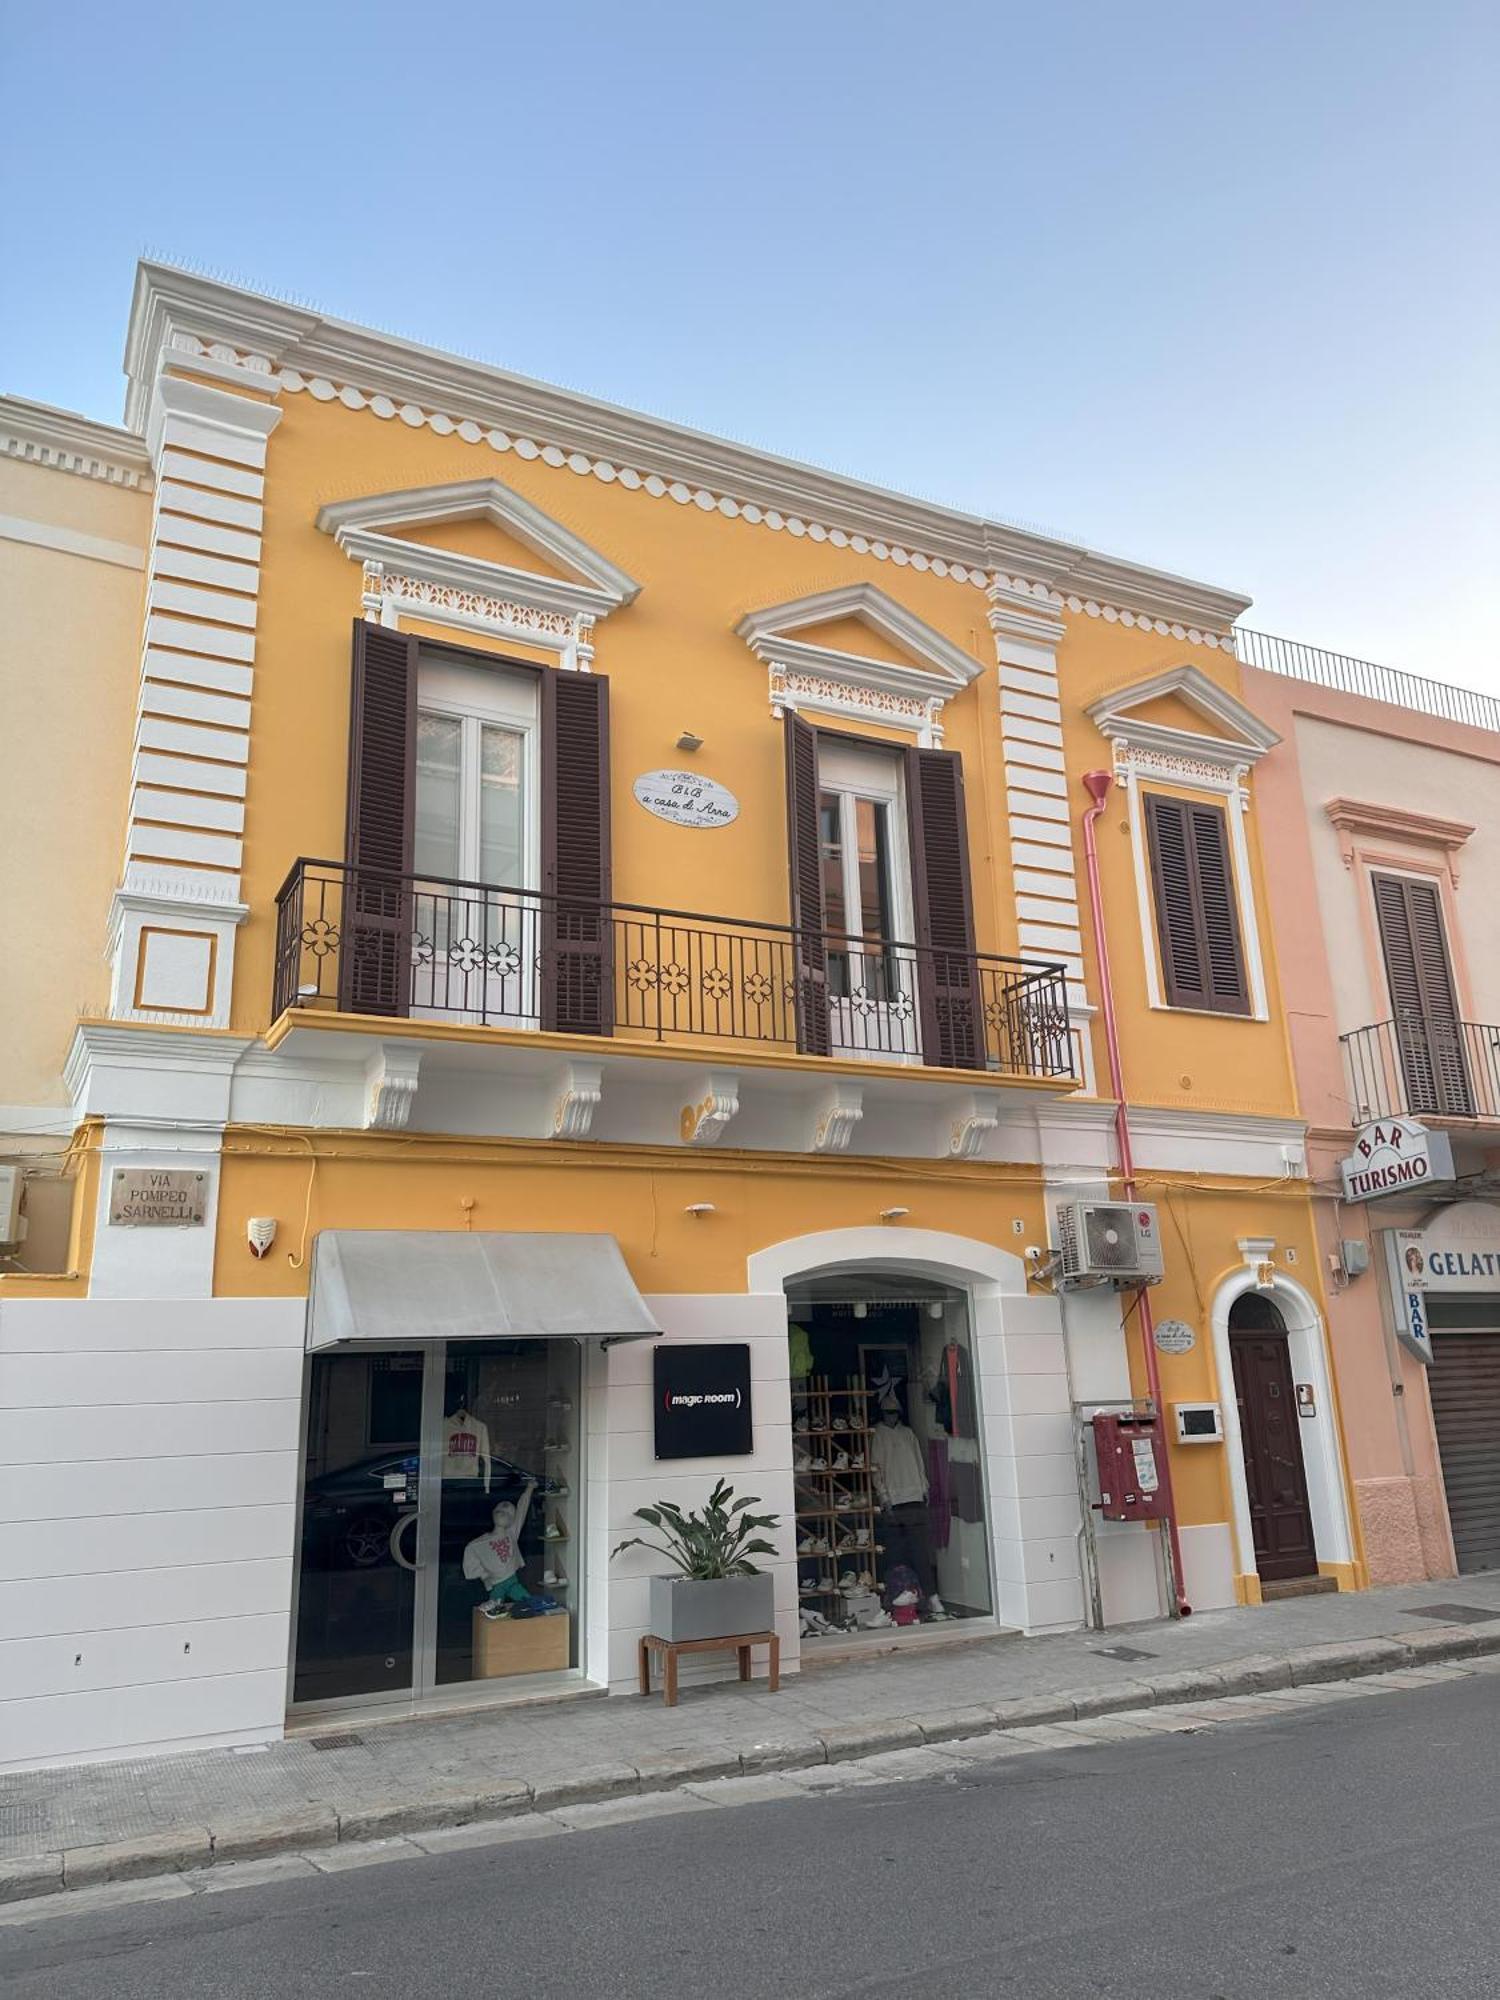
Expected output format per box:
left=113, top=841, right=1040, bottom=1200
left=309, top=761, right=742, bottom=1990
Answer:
left=649, top=1573, right=775, bottom=1643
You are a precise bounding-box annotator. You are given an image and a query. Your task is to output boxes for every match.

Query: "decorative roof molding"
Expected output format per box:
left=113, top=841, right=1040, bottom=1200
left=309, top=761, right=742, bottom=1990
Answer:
left=1086, top=663, right=1281, bottom=772
left=316, top=477, right=640, bottom=613
left=122, top=264, right=1252, bottom=635
left=740, top=584, right=975, bottom=745
left=0, top=395, right=151, bottom=490
left=1324, top=797, right=1475, bottom=884
left=737, top=583, right=981, bottom=689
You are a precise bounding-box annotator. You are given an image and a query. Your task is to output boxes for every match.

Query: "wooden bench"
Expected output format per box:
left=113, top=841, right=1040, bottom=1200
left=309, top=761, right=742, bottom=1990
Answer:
left=637, top=1629, right=780, bottom=1707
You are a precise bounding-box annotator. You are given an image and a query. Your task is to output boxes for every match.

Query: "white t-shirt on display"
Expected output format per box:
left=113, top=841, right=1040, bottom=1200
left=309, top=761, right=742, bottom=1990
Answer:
left=443, top=1411, right=492, bottom=1490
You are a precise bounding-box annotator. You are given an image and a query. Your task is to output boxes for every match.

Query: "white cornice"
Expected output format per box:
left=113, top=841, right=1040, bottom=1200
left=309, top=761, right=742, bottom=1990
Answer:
left=0, top=395, right=150, bottom=490
left=121, top=263, right=1253, bottom=633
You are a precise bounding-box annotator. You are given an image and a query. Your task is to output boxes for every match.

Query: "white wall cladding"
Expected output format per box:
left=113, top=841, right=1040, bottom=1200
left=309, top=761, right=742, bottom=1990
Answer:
left=0, top=1297, right=304, bottom=1771
left=593, top=1295, right=797, bottom=1691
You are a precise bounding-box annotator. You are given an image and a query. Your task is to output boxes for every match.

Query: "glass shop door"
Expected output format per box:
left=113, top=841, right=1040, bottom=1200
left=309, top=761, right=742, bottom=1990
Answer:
left=291, top=1340, right=581, bottom=1711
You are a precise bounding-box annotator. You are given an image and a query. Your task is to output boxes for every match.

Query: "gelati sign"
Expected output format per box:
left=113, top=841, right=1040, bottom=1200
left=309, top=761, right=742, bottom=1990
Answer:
left=632, top=769, right=739, bottom=830
left=108, top=1168, right=210, bottom=1227
left=653, top=1342, right=754, bottom=1459
left=1381, top=1202, right=1500, bottom=1366
left=1339, top=1118, right=1454, bottom=1202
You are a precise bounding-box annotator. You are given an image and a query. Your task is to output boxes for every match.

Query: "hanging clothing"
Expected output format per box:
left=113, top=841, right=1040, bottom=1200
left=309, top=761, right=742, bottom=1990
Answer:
left=926, top=1438, right=952, bottom=1550
left=443, top=1410, right=492, bottom=1490
left=787, top=1324, right=814, bottom=1379
left=929, top=1343, right=978, bottom=1439
left=871, top=1421, right=928, bottom=1508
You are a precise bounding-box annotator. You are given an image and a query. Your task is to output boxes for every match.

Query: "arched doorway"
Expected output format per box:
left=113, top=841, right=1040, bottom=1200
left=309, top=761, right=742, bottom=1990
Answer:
left=748, top=1227, right=1080, bottom=1643
left=1228, top=1292, right=1318, bottom=1585
left=785, top=1269, right=992, bottom=1643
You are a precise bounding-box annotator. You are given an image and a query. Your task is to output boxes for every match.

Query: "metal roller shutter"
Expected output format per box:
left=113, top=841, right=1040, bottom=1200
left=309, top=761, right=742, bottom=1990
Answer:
left=1429, top=1326, right=1500, bottom=1573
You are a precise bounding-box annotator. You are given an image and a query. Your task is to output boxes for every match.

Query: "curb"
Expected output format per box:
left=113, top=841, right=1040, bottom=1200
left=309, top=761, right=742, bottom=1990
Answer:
left=5, top=1620, right=1497, bottom=1909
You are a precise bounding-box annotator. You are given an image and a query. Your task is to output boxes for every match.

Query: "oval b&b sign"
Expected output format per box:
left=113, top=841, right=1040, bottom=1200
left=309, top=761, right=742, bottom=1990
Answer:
left=632, top=769, right=739, bottom=829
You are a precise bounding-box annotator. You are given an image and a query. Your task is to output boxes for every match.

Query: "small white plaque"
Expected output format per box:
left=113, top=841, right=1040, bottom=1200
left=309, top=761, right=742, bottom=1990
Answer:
left=1153, top=1318, right=1196, bottom=1355
left=632, top=769, right=739, bottom=829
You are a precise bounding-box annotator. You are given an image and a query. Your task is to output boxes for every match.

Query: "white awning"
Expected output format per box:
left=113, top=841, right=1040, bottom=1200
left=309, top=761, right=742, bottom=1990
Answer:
left=307, top=1230, right=661, bottom=1351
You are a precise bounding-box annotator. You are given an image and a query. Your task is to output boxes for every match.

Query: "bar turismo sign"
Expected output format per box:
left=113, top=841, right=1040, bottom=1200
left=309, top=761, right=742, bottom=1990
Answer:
left=1340, top=1118, right=1454, bottom=1202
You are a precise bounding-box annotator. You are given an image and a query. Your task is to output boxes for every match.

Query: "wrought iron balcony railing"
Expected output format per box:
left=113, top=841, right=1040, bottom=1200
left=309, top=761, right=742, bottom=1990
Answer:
left=273, top=860, right=1075, bottom=1081
left=1342, top=1016, right=1500, bottom=1123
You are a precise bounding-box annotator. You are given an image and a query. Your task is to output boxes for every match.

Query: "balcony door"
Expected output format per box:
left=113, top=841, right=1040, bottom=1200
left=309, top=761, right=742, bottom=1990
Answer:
left=817, top=741, right=919, bottom=1060
left=1372, top=872, right=1472, bottom=1116
left=412, top=655, right=540, bottom=1024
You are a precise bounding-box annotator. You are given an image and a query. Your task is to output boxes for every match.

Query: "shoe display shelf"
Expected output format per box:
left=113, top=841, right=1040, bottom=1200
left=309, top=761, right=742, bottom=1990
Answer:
left=538, top=1392, right=575, bottom=1601
left=793, top=1377, right=880, bottom=1628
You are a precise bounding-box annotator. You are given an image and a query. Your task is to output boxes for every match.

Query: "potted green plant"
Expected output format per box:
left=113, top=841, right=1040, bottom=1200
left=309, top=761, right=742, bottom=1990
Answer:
left=612, top=1479, right=780, bottom=1641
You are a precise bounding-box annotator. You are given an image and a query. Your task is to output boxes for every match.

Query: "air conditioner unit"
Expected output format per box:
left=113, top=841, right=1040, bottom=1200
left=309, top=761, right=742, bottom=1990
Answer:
left=0, top=1166, right=23, bottom=1247
left=1055, top=1200, right=1164, bottom=1287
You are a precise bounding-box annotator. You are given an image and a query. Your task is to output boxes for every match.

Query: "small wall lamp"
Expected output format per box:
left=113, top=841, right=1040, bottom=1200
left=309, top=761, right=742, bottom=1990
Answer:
left=684, top=1202, right=716, bottom=1219
left=676, top=731, right=704, bottom=752
left=879, top=1207, right=910, bottom=1223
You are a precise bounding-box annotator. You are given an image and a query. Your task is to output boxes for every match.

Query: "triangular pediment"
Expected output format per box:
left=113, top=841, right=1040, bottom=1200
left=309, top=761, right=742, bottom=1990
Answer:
left=384, top=515, right=574, bottom=582
left=735, top=583, right=980, bottom=692
left=316, top=477, right=641, bottom=616
left=1086, top=664, right=1279, bottom=766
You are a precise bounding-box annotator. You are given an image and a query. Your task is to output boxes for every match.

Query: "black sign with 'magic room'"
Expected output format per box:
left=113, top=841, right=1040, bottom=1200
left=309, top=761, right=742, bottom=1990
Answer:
left=653, top=1343, right=754, bottom=1459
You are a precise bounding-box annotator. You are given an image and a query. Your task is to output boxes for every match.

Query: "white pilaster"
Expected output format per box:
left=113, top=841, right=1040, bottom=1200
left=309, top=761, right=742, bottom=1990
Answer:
left=109, top=359, right=282, bottom=1031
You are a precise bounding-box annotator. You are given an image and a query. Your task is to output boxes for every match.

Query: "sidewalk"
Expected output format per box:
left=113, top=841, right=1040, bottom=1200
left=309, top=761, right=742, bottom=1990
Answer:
left=5, top=1572, right=1499, bottom=1903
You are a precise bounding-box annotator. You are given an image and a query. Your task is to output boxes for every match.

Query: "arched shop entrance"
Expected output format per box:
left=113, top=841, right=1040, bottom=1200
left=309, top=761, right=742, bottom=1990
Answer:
left=785, top=1270, right=994, bottom=1644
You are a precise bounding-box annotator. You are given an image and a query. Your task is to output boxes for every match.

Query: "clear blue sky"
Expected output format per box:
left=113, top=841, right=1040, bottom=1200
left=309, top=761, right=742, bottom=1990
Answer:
left=3, top=2, right=1495, bottom=688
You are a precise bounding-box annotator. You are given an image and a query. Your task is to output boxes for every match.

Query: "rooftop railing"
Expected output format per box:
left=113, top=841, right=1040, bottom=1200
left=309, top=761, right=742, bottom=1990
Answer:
left=1235, top=628, right=1500, bottom=733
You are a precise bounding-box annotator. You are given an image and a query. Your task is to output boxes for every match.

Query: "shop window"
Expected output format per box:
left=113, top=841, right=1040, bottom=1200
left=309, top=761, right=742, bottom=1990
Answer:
left=785, top=1280, right=991, bottom=1640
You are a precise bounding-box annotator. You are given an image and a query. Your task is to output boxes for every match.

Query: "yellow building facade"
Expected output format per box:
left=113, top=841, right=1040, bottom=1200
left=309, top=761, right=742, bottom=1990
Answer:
left=0, top=267, right=1364, bottom=1768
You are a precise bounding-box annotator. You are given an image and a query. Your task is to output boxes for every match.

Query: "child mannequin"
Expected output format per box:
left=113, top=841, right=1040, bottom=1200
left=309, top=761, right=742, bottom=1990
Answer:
left=462, top=1478, right=537, bottom=1618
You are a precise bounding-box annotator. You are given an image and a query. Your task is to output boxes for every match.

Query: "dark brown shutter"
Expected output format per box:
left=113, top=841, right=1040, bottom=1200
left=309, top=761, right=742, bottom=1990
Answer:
left=540, top=670, right=612, bottom=1035
left=1144, top=794, right=1250, bottom=1016
left=905, top=746, right=984, bottom=1069
left=341, top=619, right=417, bottom=1016
left=783, top=711, right=830, bottom=1055
left=1372, top=873, right=1470, bottom=1113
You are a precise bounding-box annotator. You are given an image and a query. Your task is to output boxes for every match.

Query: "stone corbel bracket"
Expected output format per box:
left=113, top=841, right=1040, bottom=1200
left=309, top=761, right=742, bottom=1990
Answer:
left=552, top=1061, right=604, bottom=1140
left=680, top=1071, right=741, bottom=1146
left=810, top=1081, right=864, bottom=1154
left=948, top=1091, right=1002, bottom=1159
left=364, top=1044, right=422, bottom=1131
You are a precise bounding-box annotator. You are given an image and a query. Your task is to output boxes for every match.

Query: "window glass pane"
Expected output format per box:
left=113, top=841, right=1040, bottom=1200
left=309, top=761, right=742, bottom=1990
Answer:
left=478, top=725, right=525, bottom=888
left=414, top=713, right=462, bottom=879
left=854, top=798, right=894, bottom=943
left=854, top=797, right=896, bottom=1002
left=819, top=791, right=849, bottom=998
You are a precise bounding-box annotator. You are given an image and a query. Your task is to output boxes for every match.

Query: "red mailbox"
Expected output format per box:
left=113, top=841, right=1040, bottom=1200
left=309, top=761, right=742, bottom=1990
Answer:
left=1092, top=1411, right=1169, bottom=1521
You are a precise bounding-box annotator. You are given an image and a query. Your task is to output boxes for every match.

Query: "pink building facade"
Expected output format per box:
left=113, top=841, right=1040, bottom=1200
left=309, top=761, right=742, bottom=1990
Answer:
left=1247, top=657, right=1500, bottom=1586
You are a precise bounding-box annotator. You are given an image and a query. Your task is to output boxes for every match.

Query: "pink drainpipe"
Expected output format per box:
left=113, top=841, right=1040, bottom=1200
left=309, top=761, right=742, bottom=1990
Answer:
left=1081, top=769, right=1191, bottom=1616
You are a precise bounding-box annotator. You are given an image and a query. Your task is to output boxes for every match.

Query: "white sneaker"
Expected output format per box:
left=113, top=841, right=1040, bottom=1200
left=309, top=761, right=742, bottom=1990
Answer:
left=830, top=1449, right=849, bottom=1470
left=927, top=1595, right=952, bottom=1621
left=543, top=1522, right=564, bottom=1541
left=838, top=1570, right=858, bottom=1592
left=542, top=1569, right=567, bottom=1588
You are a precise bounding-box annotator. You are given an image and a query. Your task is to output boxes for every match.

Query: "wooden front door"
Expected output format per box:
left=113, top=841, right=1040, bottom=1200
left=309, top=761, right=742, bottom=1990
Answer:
left=1230, top=1327, right=1318, bottom=1582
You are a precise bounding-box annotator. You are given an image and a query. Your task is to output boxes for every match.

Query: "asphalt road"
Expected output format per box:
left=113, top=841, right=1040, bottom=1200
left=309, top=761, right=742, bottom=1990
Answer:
left=4, top=1674, right=1498, bottom=1999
